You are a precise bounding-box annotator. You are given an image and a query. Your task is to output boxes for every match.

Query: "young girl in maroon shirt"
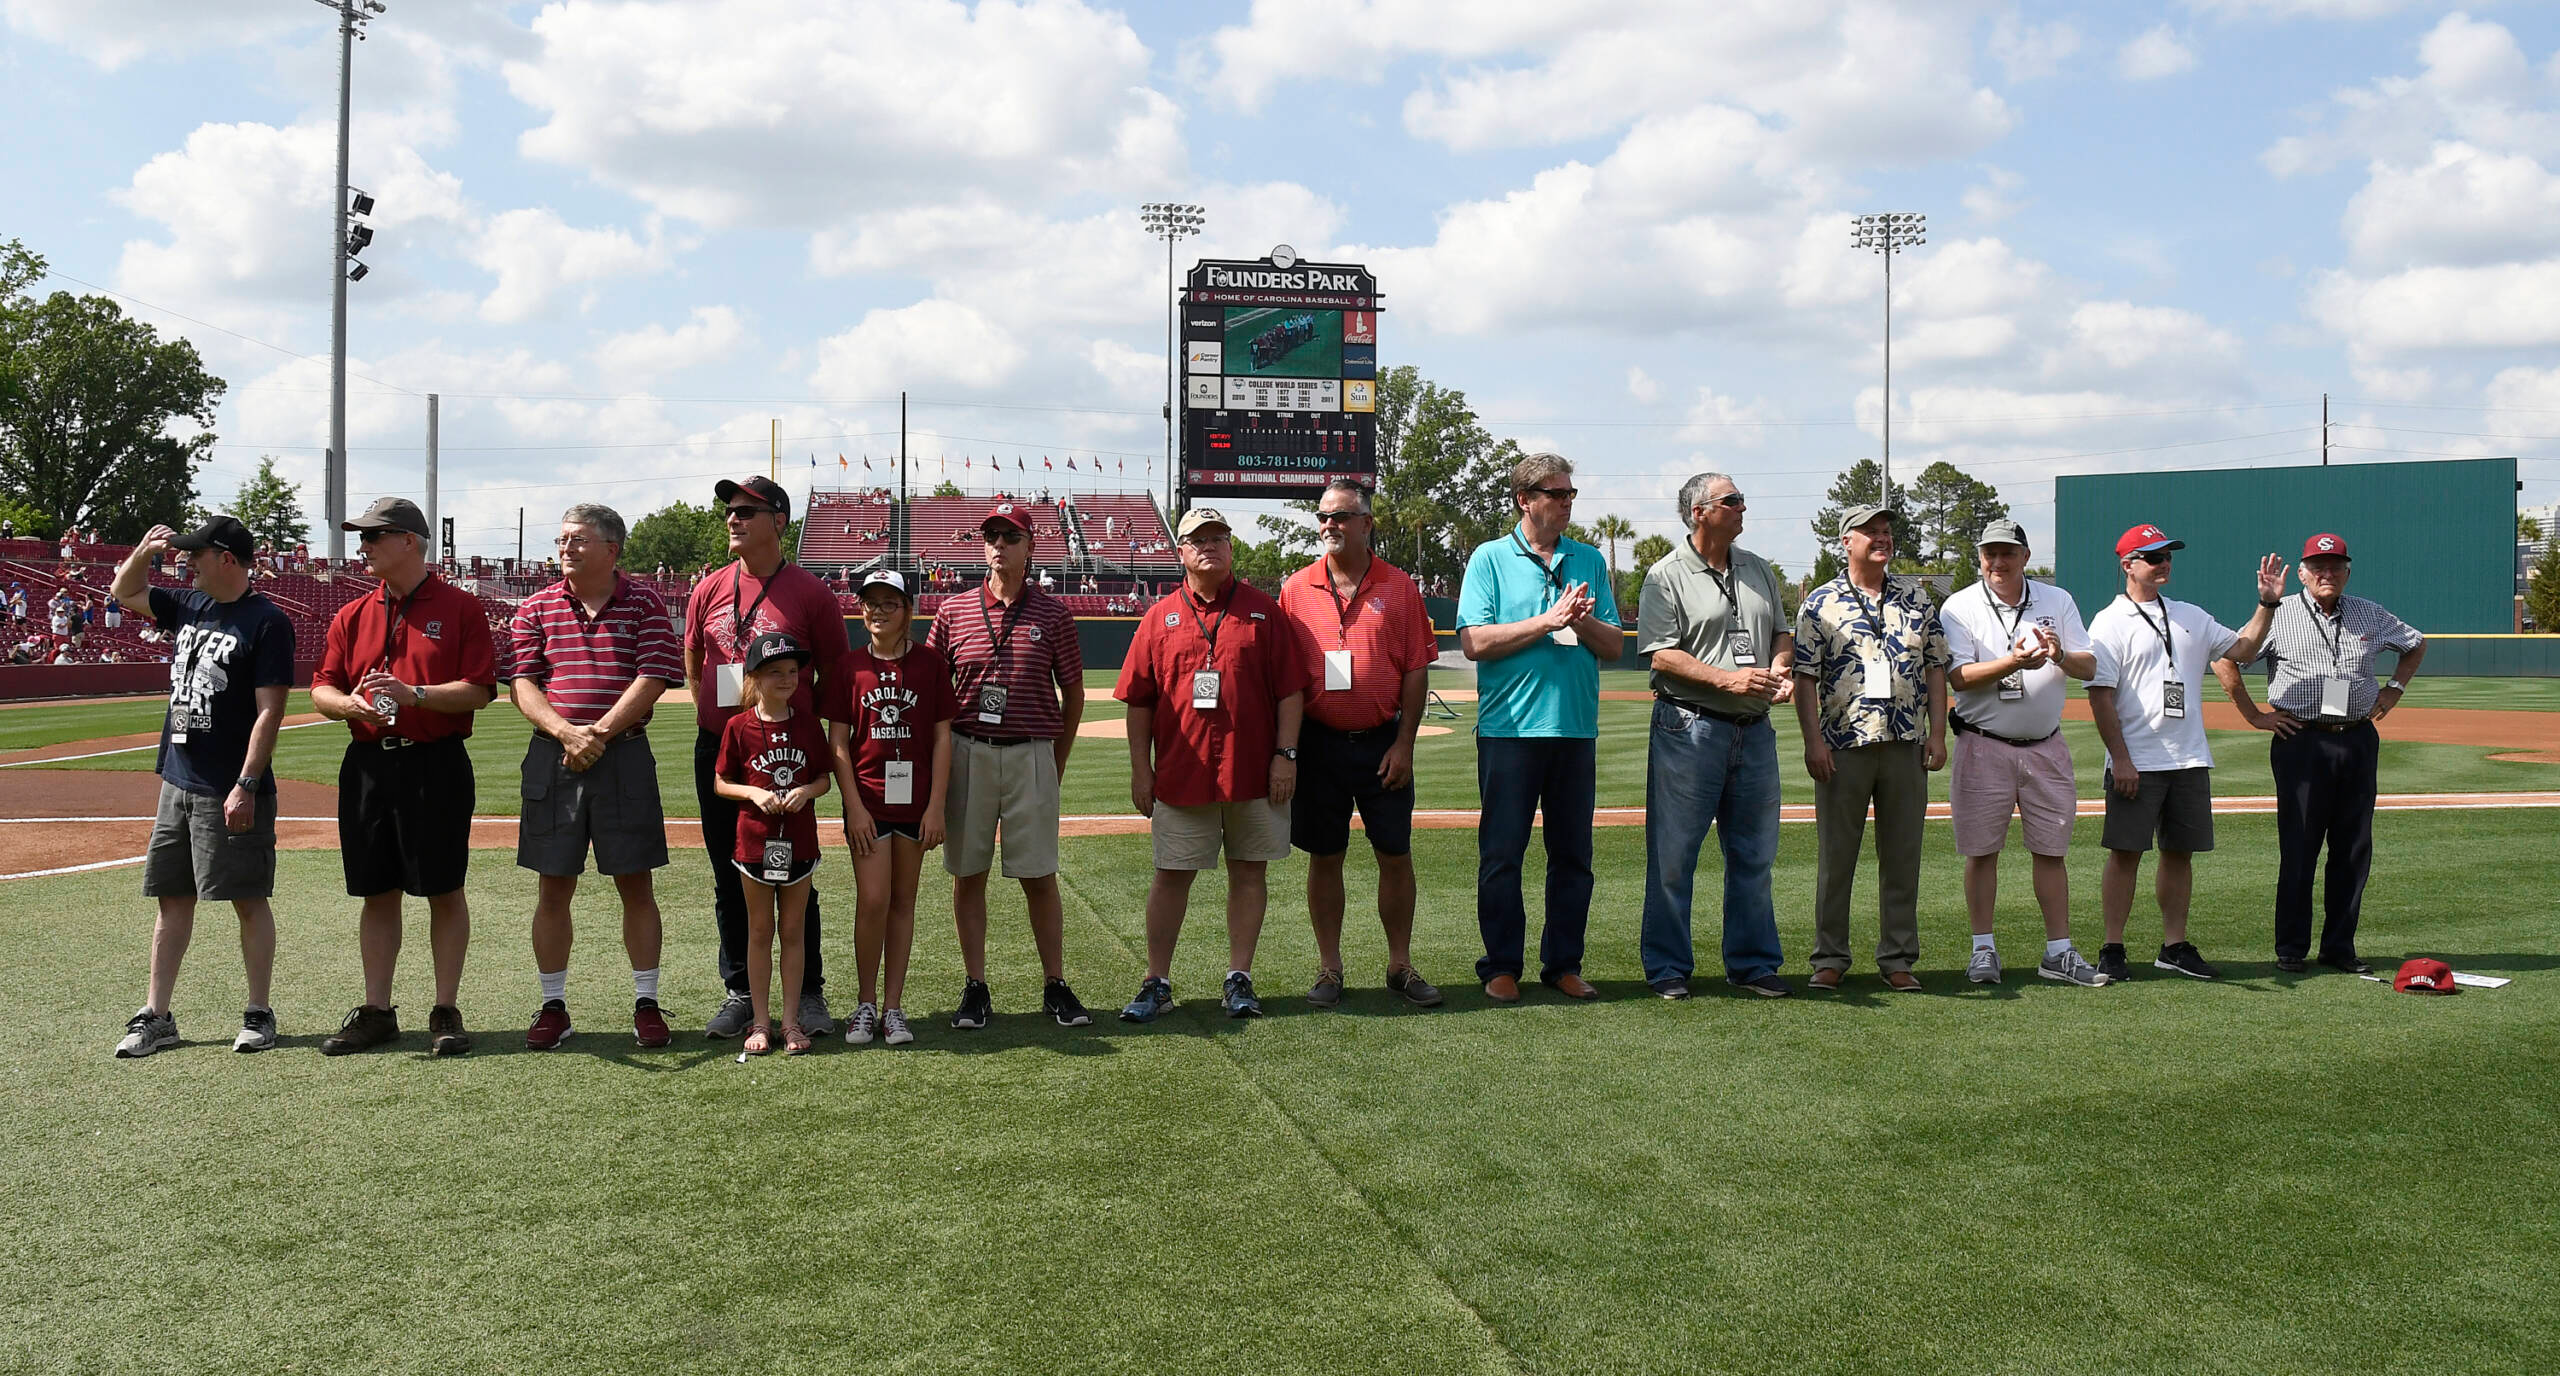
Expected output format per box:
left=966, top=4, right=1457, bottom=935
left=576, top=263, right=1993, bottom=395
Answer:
left=714, top=633, right=835, bottom=1055
left=827, top=572, right=955, bottom=1047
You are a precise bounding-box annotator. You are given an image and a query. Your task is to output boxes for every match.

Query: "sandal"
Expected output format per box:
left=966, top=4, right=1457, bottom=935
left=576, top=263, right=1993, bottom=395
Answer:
left=741, top=1024, right=773, bottom=1055
left=782, top=1023, right=813, bottom=1056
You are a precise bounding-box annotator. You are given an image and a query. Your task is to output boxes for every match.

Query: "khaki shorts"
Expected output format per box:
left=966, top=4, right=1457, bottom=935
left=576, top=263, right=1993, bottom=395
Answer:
left=1150, top=798, right=1291, bottom=871
left=944, top=734, right=1061, bottom=880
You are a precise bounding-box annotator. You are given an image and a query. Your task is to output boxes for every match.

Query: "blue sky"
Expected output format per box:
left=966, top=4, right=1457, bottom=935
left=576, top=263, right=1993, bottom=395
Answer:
left=5, top=0, right=2558, bottom=571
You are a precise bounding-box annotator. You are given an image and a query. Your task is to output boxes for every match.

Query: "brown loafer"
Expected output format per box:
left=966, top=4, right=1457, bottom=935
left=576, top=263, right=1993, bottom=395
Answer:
left=1548, top=972, right=1600, bottom=1001
left=1483, top=974, right=1522, bottom=1004
left=1808, top=968, right=1845, bottom=991
left=1882, top=970, right=1924, bottom=992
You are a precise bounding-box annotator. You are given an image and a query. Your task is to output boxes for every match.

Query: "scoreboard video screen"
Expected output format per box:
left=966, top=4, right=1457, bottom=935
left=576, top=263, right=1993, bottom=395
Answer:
left=1180, top=257, right=1379, bottom=501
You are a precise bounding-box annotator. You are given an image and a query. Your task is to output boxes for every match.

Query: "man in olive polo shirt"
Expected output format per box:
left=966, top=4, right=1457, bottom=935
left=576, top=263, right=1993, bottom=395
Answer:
left=1636, top=472, right=1797, bottom=999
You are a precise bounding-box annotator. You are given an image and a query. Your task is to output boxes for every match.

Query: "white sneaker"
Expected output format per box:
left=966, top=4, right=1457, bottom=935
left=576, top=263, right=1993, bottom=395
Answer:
left=232, top=1006, right=277, bottom=1052
left=2039, top=948, right=2110, bottom=987
left=882, top=1008, right=914, bottom=1046
left=843, top=1002, right=879, bottom=1045
left=1967, top=947, right=2002, bottom=984
left=115, top=1007, right=178, bottom=1058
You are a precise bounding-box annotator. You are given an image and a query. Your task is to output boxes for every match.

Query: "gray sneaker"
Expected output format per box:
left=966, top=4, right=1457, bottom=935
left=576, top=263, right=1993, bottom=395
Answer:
left=2039, top=947, right=2110, bottom=987
left=115, top=1007, right=178, bottom=1058
left=705, top=992, right=755, bottom=1039
left=232, top=1006, right=277, bottom=1053
left=1967, top=947, right=2002, bottom=984
left=797, top=992, right=836, bottom=1037
left=1308, top=969, right=1344, bottom=1009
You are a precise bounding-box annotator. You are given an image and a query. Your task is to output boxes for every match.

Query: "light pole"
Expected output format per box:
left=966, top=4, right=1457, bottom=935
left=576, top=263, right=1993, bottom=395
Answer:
left=1851, top=211, right=1925, bottom=510
left=1139, top=202, right=1204, bottom=517
left=315, top=0, right=383, bottom=563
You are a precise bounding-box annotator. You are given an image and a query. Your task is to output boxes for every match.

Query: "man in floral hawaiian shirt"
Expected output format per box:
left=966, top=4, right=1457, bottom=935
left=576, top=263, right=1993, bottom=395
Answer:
left=1792, top=504, right=1949, bottom=991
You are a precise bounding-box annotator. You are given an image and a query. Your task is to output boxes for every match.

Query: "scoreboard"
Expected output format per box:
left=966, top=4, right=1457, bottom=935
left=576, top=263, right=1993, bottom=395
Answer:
left=1180, top=255, right=1379, bottom=501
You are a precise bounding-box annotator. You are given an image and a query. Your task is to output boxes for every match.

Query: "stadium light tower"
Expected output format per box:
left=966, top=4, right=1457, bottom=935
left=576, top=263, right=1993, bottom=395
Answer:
left=315, top=0, right=385, bottom=563
left=1851, top=211, right=1925, bottom=510
left=1139, top=202, right=1205, bottom=515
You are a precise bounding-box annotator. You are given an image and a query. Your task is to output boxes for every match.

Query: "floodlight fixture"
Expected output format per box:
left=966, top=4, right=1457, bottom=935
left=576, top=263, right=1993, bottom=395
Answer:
left=347, top=223, right=374, bottom=253
left=347, top=261, right=369, bottom=282
left=1851, top=210, right=1927, bottom=510
left=1139, top=201, right=1208, bottom=512
left=350, top=188, right=375, bottom=216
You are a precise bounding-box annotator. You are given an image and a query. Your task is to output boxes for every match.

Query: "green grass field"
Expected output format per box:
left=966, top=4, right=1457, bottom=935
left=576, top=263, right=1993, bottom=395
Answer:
left=20, top=676, right=2560, bottom=819
left=11, top=808, right=2558, bottom=1375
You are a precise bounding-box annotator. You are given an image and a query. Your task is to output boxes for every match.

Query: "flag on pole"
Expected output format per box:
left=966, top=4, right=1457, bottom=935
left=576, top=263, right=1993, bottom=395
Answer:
left=965, top=456, right=973, bottom=471
left=1043, top=455, right=1053, bottom=471
left=1118, top=457, right=1125, bottom=473
left=1016, top=456, right=1026, bottom=472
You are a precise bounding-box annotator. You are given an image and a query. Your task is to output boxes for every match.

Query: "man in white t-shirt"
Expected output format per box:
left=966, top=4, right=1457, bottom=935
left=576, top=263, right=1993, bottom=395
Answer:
left=1939, top=519, right=2105, bottom=987
left=2085, top=522, right=2282, bottom=982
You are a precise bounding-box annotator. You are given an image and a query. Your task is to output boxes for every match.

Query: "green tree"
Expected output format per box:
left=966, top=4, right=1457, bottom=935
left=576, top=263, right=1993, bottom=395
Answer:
left=1808, top=458, right=1915, bottom=557
left=225, top=456, right=308, bottom=551
left=1630, top=533, right=1673, bottom=581
left=1589, top=513, right=1635, bottom=577
left=0, top=492, right=51, bottom=540
left=1907, top=460, right=2008, bottom=568
left=623, top=500, right=730, bottom=573
left=2528, top=539, right=2560, bottom=633
left=0, top=239, right=224, bottom=539
left=931, top=480, right=962, bottom=497
left=2524, top=513, right=2545, bottom=542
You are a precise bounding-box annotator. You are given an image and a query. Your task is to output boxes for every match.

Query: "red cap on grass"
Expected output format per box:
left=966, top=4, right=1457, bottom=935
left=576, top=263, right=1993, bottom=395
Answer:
left=2393, top=958, right=2458, bottom=994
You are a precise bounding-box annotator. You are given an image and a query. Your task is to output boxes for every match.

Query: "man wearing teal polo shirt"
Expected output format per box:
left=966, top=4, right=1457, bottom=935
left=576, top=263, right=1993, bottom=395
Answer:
left=1457, top=452, right=1624, bottom=1003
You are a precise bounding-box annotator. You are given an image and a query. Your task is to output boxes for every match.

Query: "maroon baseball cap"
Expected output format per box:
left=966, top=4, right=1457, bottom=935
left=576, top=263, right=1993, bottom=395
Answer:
left=2394, top=958, right=2459, bottom=994
left=980, top=502, right=1028, bottom=533
left=2302, top=533, right=2351, bottom=562
left=2115, top=523, right=2185, bottom=558
left=714, top=476, right=791, bottom=517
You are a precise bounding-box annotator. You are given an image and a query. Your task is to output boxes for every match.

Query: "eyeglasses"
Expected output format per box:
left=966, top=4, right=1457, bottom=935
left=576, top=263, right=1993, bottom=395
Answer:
left=357, top=530, right=404, bottom=545
left=1526, top=486, right=1578, bottom=500
left=2131, top=550, right=2174, bottom=565
left=1701, top=493, right=1746, bottom=510
left=724, top=505, right=774, bottom=521
left=1183, top=534, right=1232, bottom=548
left=553, top=536, right=594, bottom=550
left=983, top=530, right=1025, bottom=545
left=1314, top=510, right=1364, bottom=524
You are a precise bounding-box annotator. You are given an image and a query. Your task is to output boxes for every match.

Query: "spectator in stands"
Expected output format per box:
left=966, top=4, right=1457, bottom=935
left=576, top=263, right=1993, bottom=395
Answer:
left=104, top=599, right=122, bottom=629
left=310, top=497, right=502, bottom=1057
left=107, top=516, right=296, bottom=1059
left=0, top=517, right=11, bottom=538
left=925, top=501, right=1092, bottom=1031
left=1038, top=568, right=1056, bottom=592
left=8, top=582, right=25, bottom=621
left=506, top=502, right=685, bottom=1051
left=684, top=476, right=848, bottom=1040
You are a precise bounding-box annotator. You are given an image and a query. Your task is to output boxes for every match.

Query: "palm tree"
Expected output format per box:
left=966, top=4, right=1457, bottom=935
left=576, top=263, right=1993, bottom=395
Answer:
left=1590, top=513, right=1636, bottom=585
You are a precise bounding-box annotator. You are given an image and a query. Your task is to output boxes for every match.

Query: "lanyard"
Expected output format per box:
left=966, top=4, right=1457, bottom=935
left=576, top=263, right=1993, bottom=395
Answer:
left=1988, top=583, right=2032, bottom=642
left=728, top=562, right=778, bottom=650
left=1702, top=558, right=1743, bottom=628
left=1845, top=581, right=1888, bottom=645
left=378, top=575, right=429, bottom=670
left=978, top=586, right=1028, bottom=667
left=1322, top=560, right=1368, bottom=644
left=2130, top=598, right=2176, bottom=673
left=1186, top=583, right=1232, bottom=660
left=2300, top=592, right=2345, bottom=670
left=1510, top=530, right=1565, bottom=593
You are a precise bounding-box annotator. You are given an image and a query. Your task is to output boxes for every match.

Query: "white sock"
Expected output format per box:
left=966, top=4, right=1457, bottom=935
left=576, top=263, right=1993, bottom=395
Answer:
left=2046, top=938, right=2074, bottom=959
left=1971, top=933, right=1996, bottom=952
left=632, top=967, right=660, bottom=1000
left=1228, top=969, right=1250, bottom=981
left=539, top=968, right=568, bottom=1003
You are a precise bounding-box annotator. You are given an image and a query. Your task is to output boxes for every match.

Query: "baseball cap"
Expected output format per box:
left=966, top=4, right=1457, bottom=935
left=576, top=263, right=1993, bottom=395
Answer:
left=342, top=496, right=430, bottom=537
left=979, top=502, right=1027, bottom=533
left=2302, top=533, right=2352, bottom=562
left=1177, top=508, right=1233, bottom=540
left=2393, top=957, right=2459, bottom=994
left=857, top=568, right=910, bottom=599
left=2115, top=523, right=2185, bottom=558
left=1836, top=503, right=1891, bottom=538
left=742, top=631, right=811, bottom=673
left=1975, top=518, right=2029, bottom=550
left=714, top=476, right=791, bottom=517
left=169, top=514, right=256, bottom=562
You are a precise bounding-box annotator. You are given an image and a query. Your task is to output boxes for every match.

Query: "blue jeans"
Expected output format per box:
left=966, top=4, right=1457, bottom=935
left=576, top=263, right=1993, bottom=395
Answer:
left=1475, top=735, right=1597, bottom=982
left=1639, top=701, right=1783, bottom=985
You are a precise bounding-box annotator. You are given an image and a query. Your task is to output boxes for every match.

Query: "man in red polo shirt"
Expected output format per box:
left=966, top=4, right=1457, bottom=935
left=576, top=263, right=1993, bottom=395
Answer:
left=507, top=502, right=686, bottom=1050
left=683, top=476, right=850, bottom=1039
left=1115, top=508, right=1309, bottom=1024
left=310, top=497, right=501, bottom=1056
left=1277, top=479, right=1444, bottom=1009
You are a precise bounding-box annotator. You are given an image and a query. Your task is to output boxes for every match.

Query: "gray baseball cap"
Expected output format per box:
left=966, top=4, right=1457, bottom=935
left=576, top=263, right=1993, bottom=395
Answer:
left=1837, top=503, right=1892, bottom=538
left=1975, top=518, right=2029, bottom=549
left=342, top=496, right=430, bottom=537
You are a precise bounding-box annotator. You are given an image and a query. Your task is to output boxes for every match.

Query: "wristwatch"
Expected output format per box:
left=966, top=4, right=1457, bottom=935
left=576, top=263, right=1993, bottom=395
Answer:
left=236, top=775, right=261, bottom=791
left=2259, top=598, right=2282, bottom=608
left=1273, top=746, right=1299, bottom=761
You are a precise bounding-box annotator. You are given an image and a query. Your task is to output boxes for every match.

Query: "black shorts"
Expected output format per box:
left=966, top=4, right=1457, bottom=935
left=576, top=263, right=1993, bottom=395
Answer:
left=2101, top=765, right=2215, bottom=854
left=874, top=818, right=922, bottom=843
left=1290, top=720, right=1416, bottom=857
left=515, top=732, right=670, bottom=877
left=338, top=737, right=475, bottom=897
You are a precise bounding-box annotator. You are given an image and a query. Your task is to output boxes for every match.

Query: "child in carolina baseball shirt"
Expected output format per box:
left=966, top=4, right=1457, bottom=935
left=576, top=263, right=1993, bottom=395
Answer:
left=714, top=633, right=835, bottom=1055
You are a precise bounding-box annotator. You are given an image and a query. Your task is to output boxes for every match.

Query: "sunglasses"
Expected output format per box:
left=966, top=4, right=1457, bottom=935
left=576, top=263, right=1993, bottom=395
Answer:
left=1526, top=486, right=1578, bottom=500
left=725, top=505, right=775, bottom=521
left=357, top=529, right=406, bottom=545
left=1314, top=510, right=1365, bottom=524
left=982, top=529, right=1025, bottom=545
left=1702, top=493, right=1747, bottom=510
left=2130, top=550, right=2174, bottom=565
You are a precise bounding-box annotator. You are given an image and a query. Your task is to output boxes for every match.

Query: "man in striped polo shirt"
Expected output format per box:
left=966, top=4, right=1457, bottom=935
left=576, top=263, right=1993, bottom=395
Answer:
left=923, top=501, right=1092, bottom=1030
left=507, top=503, right=686, bottom=1049
left=2212, top=533, right=2426, bottom=974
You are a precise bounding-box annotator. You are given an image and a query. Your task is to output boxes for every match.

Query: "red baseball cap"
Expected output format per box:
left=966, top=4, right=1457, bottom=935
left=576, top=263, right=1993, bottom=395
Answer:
left=2393, top=958, right=2458, bottom=994
left=979, top=502, right=1028, bottom=533
left=2115, top=523, right=2186, bottom=558
left=714, top=475, right=791, bottom=517
left=2302, top=533, right=2351, bottom=562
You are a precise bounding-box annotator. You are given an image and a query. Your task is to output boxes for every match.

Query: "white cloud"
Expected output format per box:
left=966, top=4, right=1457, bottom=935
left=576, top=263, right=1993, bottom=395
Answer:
left=1627, top=367, right=1660, bottom=404
left=466, top=209, right=675, bottom=324
left=2343, top=141, right=2560, bottom=269
left=592, top=306, right=749, bottom=378
left=2309, top=260, right=2560, bottom=355
left=2118, top=26, right=2196, bottom=80
left=1, top=0, right=304, bottom=70
left=2050, top=301, right=2240, bottom=378
left=2180, top=0, right=2423, bottom=18
left=808, top=299, right=1027, bottom=398
left=502, top=0, right=1182, bottom=229
left=1678, top=388, right=1777, bottom=447
left=1986, top=12, right=2080, bottom=82
left=2263, top=13, right=2555, bottom=178
left=1962, top=165, right=2026, bottom=222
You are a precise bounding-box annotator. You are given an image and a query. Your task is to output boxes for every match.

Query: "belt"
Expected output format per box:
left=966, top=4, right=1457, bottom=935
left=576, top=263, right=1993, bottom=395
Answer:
left=538, top=725, right=647, bottom=745
left=2302, top=718, right=2371, bottom=733
left=1949, top=713, right=2057, bottom=748
left=1307, top=716, right=1402, bottom=741
left=1654, top=693, right=1764, bottom=727
left=364, top=734, right=460, bottom=752
left=955, top=731, right=1044, bottom=747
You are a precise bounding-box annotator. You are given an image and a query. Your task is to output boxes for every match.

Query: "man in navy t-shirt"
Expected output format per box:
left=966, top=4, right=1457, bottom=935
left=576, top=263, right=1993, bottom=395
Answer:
left=108, top=515, right=296, bottom=1058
